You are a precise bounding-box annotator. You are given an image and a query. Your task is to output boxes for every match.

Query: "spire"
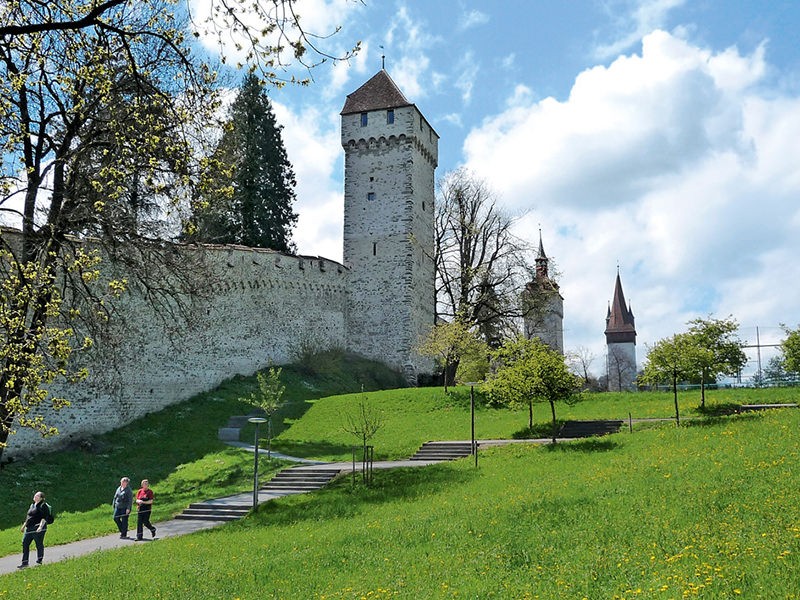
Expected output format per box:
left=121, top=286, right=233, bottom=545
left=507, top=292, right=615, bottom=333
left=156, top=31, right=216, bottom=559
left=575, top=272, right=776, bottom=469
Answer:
left=535, top=228, right=549, bottom=281
left=605, top=270, right=636, bottom=344
left=537, top=228, right=547, bottom=260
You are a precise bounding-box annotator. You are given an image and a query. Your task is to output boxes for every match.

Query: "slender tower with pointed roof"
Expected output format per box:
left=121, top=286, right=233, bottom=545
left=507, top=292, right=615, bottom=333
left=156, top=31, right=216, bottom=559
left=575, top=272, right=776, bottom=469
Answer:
left=341, top=69, right=438, bottom=381
left=605, top=269, right=637, bottom=391
left=522, top=230, right=564, bottom=354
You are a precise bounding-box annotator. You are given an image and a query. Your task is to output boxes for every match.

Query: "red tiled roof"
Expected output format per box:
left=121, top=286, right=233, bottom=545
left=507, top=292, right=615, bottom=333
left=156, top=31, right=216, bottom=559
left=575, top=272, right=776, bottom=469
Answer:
left=341, top=70, right=413, bottom=115
left=605, top=272, right=636, bottom=340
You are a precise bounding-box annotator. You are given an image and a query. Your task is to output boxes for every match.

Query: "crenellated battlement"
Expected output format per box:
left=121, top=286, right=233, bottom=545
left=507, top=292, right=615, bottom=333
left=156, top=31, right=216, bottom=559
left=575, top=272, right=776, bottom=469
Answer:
left=4, top=236, right=349, bottom=457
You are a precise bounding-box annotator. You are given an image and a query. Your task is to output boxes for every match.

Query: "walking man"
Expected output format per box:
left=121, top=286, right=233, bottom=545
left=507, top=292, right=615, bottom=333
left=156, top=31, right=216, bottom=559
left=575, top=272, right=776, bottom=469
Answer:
left=112, top=477, right=134, bottom=539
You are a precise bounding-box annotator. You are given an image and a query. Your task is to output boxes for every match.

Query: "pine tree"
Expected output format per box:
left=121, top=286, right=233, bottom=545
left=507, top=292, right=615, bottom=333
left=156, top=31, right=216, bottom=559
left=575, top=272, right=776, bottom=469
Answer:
left=193, top=74, right=298, bottom=252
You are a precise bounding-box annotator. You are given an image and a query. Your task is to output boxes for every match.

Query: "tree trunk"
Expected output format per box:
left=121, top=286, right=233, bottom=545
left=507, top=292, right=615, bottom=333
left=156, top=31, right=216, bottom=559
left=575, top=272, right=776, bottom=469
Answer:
left=550, top=400, right=557, bottom=444
left=528, top=400, right=533, bottom=431
left=700, top=371, right=706, bottom=409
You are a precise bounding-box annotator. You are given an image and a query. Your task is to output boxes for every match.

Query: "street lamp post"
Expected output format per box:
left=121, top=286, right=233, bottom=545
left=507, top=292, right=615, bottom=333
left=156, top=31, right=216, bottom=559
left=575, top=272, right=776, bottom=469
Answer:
left=248, top=417, right=268, bottom=510
left=465, top=383, right=479, bottom=468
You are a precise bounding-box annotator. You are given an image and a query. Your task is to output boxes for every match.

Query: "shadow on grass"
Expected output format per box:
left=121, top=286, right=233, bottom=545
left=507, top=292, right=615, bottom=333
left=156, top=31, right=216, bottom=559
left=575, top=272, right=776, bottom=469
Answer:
left=544, top=438, right=619, bottom=453
left=270, top=439, right=354, bottom=460
left=243, top=463, right=475, bottom=528
left=681, top=411, right=765, bottom=429
left=511, top=422, right=563, bottom=440
left=695, top=402, right=742, bottom=417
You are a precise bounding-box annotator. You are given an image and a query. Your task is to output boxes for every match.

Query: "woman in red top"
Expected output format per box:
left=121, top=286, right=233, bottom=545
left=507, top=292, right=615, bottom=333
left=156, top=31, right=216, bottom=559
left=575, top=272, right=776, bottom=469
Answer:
left=135, top=479, right=156, bottom=541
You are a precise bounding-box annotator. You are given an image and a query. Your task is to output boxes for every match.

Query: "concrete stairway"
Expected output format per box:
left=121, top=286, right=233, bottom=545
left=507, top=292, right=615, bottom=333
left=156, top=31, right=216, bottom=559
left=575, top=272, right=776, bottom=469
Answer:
left=558, top=420, right=623, bottom=438
left=261, top=467, right=341, bottom=494
left=173, top=466, right=341, bottom=522
left=409, top=441, right=474, bottom=461
left=175, top=501, right=251, bottom=522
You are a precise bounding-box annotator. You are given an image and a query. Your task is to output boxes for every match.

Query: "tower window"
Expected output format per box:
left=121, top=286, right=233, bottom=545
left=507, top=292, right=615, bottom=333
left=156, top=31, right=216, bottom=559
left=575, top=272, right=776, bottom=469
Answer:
left=387, top=109, right=394, bottom=124
left=373, top=242, right=377, bottom=256
left=367, top=192, right=376, bottom=202
left=360, top=112, right=368, bottom=127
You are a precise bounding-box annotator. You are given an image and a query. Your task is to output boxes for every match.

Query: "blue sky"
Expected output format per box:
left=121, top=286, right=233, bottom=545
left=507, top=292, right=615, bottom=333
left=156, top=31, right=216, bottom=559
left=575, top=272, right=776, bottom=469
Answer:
left=193, top=1, right=800, bottom=375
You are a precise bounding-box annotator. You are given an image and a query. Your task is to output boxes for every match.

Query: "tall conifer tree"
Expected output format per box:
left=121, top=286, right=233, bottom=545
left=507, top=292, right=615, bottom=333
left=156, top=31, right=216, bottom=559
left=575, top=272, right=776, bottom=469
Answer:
left=194, top=74, right=298, bottom=252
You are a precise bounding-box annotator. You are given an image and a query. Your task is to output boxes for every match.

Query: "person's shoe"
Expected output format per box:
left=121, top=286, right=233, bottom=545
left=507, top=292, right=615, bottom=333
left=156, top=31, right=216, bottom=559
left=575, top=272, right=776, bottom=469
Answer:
left=17, top=564, right=28, bottom=569
left=134, top=537, right=143, bottom=541
left=35, top=559, right=42, bottom=565
left=151, top=527, right=157, bottom=538
left=120, top=534, right=129, bottom=539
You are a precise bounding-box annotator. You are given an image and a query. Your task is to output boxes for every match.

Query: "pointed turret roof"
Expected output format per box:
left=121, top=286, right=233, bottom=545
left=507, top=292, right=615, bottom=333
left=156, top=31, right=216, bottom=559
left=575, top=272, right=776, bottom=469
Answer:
left=605, top=270, right=636, bottom=343
left=534, top=229, right=550, bottom=281
left=536, top=229, right=548, bottom=260
left=341, top=70, right=413, bottom=115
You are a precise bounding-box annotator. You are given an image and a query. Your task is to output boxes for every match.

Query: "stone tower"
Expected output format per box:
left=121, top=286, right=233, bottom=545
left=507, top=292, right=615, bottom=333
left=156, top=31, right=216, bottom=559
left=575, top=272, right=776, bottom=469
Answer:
left=522, top=231, right=564, bottom=354
left=605, top=270, right=637, bottom=391
left=340, top=70, right=438, bottom=381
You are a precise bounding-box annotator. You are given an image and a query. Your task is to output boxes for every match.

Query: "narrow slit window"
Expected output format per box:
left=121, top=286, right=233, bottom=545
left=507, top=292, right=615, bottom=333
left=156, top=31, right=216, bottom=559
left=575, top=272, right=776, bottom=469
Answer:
left=367, top=192, right=376, bottom=202
left=360, top=112, right=368, bottom=127
left=373, top=242, right=377, bottom=256
left=387, top=109, right=394, bottom=124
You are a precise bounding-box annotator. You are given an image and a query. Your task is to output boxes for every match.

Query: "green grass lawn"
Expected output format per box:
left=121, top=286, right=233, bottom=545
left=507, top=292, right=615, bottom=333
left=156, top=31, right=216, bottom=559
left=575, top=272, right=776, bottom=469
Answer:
left=3, top=405, right=799, bottom=598
left=1, top=373, right=799, bottom=597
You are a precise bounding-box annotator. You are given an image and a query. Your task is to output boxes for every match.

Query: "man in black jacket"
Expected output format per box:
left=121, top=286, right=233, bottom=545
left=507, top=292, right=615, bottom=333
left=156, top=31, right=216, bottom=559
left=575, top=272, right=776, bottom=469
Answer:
left=18, top=491, right=51, bottom=568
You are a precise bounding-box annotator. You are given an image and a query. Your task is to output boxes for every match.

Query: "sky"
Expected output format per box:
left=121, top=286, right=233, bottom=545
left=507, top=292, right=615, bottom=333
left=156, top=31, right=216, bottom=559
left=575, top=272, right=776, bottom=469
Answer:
left=189, top=0, right=800, bottom=378
left=7, top=0, right=797, bottom=379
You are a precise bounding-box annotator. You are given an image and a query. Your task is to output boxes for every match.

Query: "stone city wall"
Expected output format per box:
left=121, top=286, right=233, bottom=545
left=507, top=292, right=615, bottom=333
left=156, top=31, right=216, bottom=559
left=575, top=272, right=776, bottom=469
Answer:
left=5, top=237, right=347, bottom=458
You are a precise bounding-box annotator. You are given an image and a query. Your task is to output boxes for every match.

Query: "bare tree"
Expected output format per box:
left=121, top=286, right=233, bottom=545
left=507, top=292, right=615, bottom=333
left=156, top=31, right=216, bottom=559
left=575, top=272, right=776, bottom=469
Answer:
left=342, top=392, right=384, bottom=486
left=433, top=168, right=536, bottom=347
left=567, top=345, right=596, bottom=388
left=0, top=1, right=360, bottom=81
left=606, top=346, right=637, bottom=392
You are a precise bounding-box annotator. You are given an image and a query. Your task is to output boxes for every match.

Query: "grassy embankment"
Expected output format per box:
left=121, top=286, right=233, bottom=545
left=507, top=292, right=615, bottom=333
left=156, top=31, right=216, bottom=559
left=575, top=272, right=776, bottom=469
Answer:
left=0, top=352, right=406, bottom=555
left=2, top=369, right=799, bottom=597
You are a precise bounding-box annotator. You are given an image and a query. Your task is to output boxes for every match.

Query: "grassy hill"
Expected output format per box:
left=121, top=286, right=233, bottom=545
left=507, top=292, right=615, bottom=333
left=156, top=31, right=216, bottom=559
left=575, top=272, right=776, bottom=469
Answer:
left=2, top=367, right=799, bottom=597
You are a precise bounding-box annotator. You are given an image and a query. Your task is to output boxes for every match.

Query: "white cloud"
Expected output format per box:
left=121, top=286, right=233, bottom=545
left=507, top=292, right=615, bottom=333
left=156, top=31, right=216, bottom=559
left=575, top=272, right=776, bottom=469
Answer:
left=463, top=30, right=800, bottom=373
left=272, top=101, right=344, bottom=262
left=381, top=4, right=437, bottom=99
left=454, top=51, right=478, bottom=104
left=458, top=9, right=489, bottom=32
left=594, top=0, right=686, bottom=59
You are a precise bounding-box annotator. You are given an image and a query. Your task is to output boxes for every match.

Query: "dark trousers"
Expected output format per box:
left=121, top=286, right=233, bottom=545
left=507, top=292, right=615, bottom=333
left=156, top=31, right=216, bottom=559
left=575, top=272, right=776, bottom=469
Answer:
left=21, top=530, right=46, bottom=565
left=113, top=508, right=130, bottom=535
left=136, top=510, right=155, bottom=539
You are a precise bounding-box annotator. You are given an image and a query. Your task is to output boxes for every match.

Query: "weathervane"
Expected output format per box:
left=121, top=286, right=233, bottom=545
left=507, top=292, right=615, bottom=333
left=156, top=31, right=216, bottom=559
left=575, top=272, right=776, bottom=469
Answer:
left=380, top=45, right=386, bottom=69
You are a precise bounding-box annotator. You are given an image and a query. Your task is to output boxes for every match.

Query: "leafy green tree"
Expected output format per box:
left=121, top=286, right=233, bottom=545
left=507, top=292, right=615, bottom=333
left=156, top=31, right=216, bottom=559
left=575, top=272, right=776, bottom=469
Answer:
left=0, top=0, right=353, bottom=460
left=417, top=319, right=488, bottom=392
left=686, top=316, right=747, bottom=408
left=641, top=333, right=709, bottom=424
left=242, top=367, right=286, bottom=459
left=192, top=73, right=298, bottom=251
left=781, top=325, right=800, bottom=375
left=483, top=337, right=579, bottom=443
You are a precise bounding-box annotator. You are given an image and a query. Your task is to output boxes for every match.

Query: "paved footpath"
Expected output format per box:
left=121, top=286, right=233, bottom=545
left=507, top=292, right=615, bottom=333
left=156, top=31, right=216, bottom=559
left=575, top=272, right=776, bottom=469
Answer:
left=0, top=439, right=547, bottom=576
left=0, top=446, right=464, bottom=576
